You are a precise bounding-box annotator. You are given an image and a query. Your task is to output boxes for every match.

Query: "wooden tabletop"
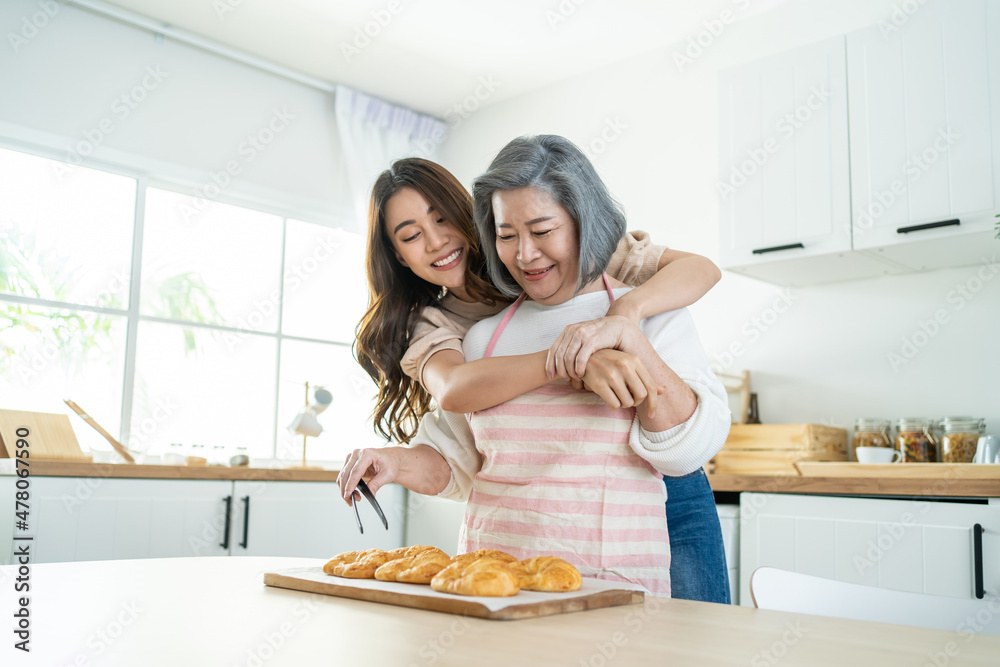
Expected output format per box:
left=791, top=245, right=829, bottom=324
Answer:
left=2, top=557, right=998, bottom=666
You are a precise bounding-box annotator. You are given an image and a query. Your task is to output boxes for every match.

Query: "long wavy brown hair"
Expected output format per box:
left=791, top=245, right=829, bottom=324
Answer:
left=354, top=158, right=506, bottom=444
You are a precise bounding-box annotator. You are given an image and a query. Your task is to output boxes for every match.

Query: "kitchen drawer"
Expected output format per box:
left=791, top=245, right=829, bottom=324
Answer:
left=739, top=493, right=999, bottom=607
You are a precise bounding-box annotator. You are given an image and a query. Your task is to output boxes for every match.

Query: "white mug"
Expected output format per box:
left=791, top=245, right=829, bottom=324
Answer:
left=856, top=446, right=902, bottom=464
left=973, top=435, right=1000, bottom=464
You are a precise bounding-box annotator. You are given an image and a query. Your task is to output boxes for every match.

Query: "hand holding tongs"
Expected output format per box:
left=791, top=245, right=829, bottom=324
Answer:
left=350, top=479, right=388, bottom=534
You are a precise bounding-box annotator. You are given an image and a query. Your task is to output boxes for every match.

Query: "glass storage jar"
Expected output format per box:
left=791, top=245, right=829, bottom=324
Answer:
left=939, top=417, right=985, bottom=463
left=895, top=418, right=937, bottom=462
left=853, top=419, right=892, bottom=459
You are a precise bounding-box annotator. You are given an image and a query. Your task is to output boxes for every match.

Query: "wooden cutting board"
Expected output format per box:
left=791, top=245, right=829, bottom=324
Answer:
left=263, top=566, right=644, bottom=620
left=795, top=462, right=1000, bottom=479
left=0, top=409, right=91, bottom=461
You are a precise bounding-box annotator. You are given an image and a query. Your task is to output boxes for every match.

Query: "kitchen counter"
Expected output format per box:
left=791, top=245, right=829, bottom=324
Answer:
left=3, top=461, right=998, bottom=497
left=0, top=459, right=341, bottom=481
left=707, top=471, right=1000, bottom=498
left=3, top=556, right=999, bottom=666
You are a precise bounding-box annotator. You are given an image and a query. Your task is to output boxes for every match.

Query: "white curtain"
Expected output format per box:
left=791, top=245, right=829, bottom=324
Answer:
left=335, top=85, right=448, bottom=228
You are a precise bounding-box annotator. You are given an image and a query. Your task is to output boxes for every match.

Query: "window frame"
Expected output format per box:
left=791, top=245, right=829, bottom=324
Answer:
left=0, top=138, right=365, bottom=463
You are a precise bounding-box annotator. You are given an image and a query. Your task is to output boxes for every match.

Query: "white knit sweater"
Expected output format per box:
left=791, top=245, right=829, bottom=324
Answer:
left=411, top=287, right=731, bottom=502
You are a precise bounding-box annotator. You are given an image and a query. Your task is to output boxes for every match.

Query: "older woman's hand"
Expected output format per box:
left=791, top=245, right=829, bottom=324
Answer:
left=578, top=349, right=662, bottom=418
left=545, top=315, right=638, bottom=380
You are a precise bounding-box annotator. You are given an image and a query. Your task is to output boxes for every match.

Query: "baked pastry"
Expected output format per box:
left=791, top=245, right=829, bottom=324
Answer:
left=375, top=546, right=451, bottom=584
left=450, top=549, right=518, bottom=566
left=430, top=558, right=520, bottom=597
left=323, top=548, right=394, bottom=579
left=512, top=556, right=582, bottom=592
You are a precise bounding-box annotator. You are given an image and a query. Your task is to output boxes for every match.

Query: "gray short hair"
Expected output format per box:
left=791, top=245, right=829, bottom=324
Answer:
left=471, top=135, right=627, bottom=298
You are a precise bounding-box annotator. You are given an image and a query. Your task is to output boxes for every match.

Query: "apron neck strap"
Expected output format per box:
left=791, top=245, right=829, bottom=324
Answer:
left=483, top=292, right=527, bottom=359
left=482, top=272, right=615, bottom=359
left=602, top=272, right=616, bottom=303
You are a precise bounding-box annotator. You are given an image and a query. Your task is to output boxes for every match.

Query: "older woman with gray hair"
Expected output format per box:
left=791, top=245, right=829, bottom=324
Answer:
left=341, top=135, right=730, bottom=597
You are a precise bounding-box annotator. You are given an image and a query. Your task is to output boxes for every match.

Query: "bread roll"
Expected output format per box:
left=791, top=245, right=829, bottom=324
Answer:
left=512, top=556, right=582, bottom=592
left=374, top=546, right=451, bottom=584
left=430, top=558, right=520, bottom=597
left=323, top=548, right=393, bottom=579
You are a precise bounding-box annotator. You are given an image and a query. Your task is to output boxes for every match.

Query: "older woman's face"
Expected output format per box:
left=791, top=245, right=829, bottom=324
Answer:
left=492, top=187, right=579, bottom=305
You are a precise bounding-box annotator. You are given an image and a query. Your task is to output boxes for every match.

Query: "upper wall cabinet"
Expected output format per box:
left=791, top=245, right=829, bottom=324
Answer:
left=719, top=0, right=1000, bottom=286
left=846, top=0, right=999, bottom=271
left=719, top=37, right=852, bottom=270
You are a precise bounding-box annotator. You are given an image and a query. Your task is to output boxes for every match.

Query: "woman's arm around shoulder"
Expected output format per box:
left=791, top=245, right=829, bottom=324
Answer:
left=421, top=348, right=552, bottom=413
left=547, top=247, right=721, bottom=380
left=609, top=248, right=722, bottom=322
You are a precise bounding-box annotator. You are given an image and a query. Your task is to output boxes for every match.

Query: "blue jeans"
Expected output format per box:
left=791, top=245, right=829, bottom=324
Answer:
left=663, top=469, right=731, bottom=604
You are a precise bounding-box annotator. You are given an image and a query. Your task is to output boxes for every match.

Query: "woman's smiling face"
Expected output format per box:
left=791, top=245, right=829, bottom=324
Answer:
left=384, top=187, right=470, bottom=299
left=492, top=186, right=580, bottom=305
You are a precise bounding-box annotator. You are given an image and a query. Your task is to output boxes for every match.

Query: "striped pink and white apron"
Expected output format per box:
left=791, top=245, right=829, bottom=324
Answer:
left=461, top=274, right=671, bottom=596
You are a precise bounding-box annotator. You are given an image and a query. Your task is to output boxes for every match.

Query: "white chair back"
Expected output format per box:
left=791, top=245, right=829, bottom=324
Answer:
left=749, top=566, right=1000, bottom=635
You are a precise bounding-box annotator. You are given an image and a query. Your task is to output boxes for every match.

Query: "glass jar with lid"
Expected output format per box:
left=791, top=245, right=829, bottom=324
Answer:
left=853, top=419, right=892, bottom=459
left=896, top=418, right=937, bottom=462
left=939, top=417, right=985, bottom=463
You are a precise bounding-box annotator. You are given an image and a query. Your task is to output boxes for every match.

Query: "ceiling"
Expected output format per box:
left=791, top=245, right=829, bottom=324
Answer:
left=95, top=0, right=790, bottom=118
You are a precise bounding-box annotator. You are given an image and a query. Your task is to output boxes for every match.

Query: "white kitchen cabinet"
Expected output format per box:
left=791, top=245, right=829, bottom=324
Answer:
left=230, top=480, right=404, bottom=558
left=739, top=493, right=1000, bottom=608
left=719, top=1, right=1000, bottom=286
left=716, top=503, right=740, bottom=605
left=25, top=477, right=233, bottom=563
left=846, top=0, right=1000, bottom=270
left=719, top=36, right=874, bottom=283
left=0, top=476, right=14, bottom=564
left=404, top=492, right=466, bottom=554
left=5, top=476, right=405, bottom=565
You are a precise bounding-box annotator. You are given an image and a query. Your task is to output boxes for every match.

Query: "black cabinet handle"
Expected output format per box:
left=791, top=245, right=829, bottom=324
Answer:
left=897, top=218, right=960, bottom=234
left=974, top=523, right=985, bottom=600
left=220, top=495, right=233, bottom=550
left=239, top=496, right=250, bottom=549
left=752, top=243, right=805, bottom=255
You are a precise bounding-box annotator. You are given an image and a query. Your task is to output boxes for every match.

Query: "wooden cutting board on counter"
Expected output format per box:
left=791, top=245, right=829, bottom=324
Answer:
left=0, top=409, right=91, bottom=461
left=264, top=566, right=644, bottom=620
left=713, top=424, right=848, bottom=475
left=795, top=462, right=1000, bottom=478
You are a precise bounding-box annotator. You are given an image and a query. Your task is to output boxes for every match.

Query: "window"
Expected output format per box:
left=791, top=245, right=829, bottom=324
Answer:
left=0, top=145, right=381, bottom=463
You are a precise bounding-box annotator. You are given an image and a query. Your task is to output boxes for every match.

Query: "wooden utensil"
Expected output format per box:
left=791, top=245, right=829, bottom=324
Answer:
left=63, top=399, right=135, bottom=463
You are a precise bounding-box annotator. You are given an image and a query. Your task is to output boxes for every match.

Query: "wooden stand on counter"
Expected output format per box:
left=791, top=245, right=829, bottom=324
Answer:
left=712, top=423, right=847, bottom=475
left=0, top=409, right=92, bottom=462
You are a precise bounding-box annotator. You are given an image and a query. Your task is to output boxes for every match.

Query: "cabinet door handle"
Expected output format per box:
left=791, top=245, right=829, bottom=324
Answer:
left=239, top=495, right=250, bottom=549
left=752, top=243, right=805, bottom=255
left=220, top=495, right=233, bottom=550
left=973, top=523, right=985, bottom=600
left=896, top=218, right=960, bottom=234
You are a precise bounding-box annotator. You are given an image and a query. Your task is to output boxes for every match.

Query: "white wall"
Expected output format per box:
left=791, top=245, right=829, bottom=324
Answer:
left=438, top=0, right=1000, bottom=438
left=3, top=0, right=996, bottom=440
left=0, top=0, right=353, bottom=227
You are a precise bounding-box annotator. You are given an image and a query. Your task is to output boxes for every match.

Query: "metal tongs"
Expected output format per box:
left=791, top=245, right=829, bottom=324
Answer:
left=351, top=479, right=388, bottom=534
